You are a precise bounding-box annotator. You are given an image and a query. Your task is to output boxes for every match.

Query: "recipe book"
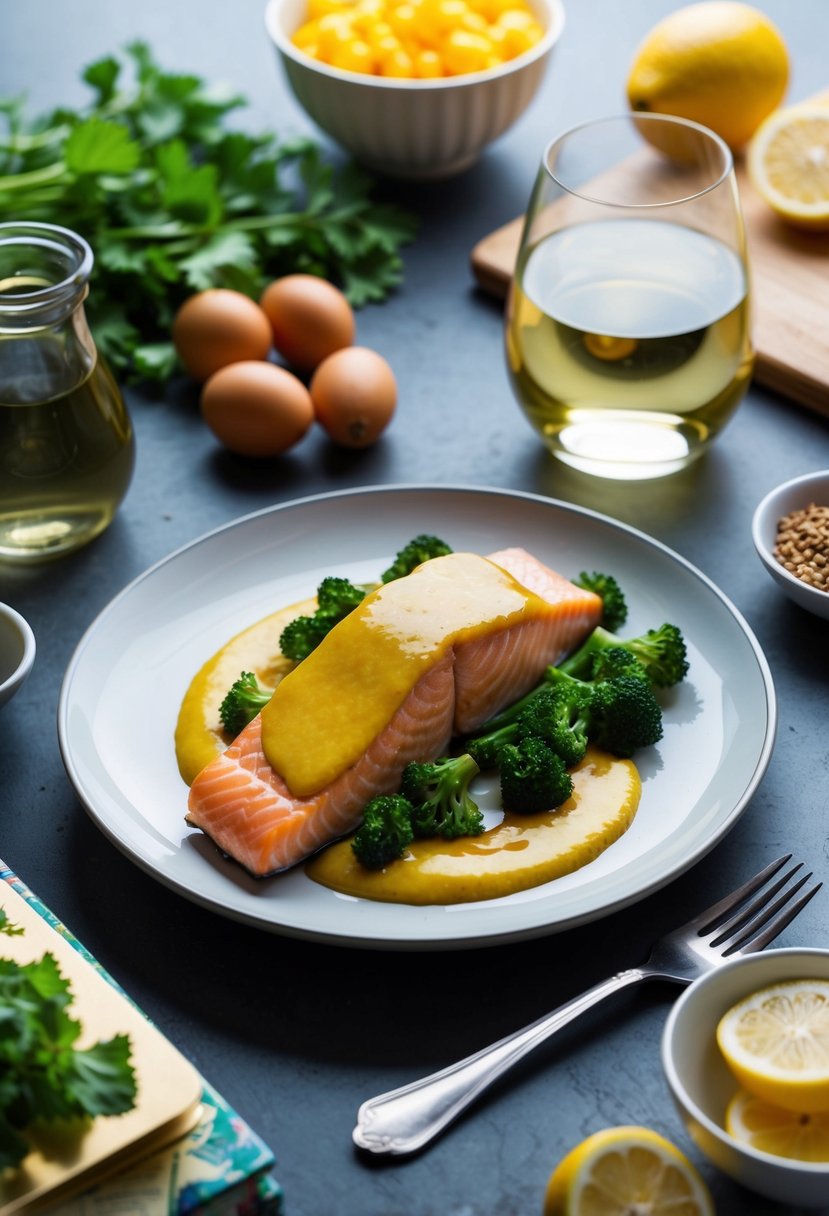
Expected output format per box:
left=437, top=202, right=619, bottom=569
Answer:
left=0, top=862, right=283, bottom=1216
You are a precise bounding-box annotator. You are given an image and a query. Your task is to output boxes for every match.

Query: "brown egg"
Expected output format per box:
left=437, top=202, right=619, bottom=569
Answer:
left=260, top=275, right=355, bottom=371
left=173, top=289, right=272, bottom=382
left=200, top=361, right=314, bottom=457
left=310, top=347, right=397, bottom=448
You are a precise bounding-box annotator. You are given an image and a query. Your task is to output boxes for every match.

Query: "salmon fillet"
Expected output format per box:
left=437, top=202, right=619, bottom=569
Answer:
left=186, top=549, right=601, bottom=877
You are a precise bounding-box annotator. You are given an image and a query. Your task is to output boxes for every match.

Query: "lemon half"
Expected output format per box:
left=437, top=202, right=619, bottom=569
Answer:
left=726, top=1088, right=829, bottom=1163
left=543, top=1125, right=715, bottom=1216
left=626, top=1, right=789, bottom=150
left=748, top=104, right=829, bottom=230
left=717, top=979, right=829, bottom=1113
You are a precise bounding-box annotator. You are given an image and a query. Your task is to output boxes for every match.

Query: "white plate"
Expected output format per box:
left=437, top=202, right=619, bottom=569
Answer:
left=58, top=485, right=776, bottom=950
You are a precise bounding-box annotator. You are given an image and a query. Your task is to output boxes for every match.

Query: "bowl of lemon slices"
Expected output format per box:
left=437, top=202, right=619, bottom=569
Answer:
left=662, top=948, right=829, bottom=1207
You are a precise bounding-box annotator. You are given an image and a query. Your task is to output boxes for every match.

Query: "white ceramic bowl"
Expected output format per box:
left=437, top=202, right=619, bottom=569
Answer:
left=752, top=470, right=829, bottom=620
left=264, top=0, right=565, bottom=179
left=0, top=602, right=35, bottom=708
left=662, top=948, right=829, bottom=1208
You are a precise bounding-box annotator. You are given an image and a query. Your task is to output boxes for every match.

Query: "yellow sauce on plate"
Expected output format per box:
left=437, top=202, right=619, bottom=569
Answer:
left=306, top=747, right=640, bottom=904
left=174, top=599, right=309, bottom=785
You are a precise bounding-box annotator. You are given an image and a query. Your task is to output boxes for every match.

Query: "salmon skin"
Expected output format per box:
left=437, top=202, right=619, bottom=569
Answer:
left=185, top=549, right=602, bottom=877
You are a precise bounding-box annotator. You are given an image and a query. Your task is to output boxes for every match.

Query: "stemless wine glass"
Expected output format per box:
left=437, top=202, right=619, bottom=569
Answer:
left=505, top=113, right=754, bottom=480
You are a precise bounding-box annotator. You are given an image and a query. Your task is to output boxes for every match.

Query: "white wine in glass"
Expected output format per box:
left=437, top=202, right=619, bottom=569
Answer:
left=506, top=114, right=754, bottom=480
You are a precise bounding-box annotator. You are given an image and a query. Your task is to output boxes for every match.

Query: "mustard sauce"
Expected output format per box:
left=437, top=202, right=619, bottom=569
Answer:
left=174, top=598, right=312, bottom=785
left=260, top=553, right=556, bottom=798
left=306, top=748, right=641, bottom=904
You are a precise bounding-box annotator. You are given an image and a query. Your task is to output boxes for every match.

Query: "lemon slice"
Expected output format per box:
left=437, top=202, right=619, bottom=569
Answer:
left=543, top=1125, right=715, bottom=1216
left=726, top=1088, right=829, bottom=1163
left=717, top=978, right=829, bottom=1113
left=748, top=105, right=829, bottom=230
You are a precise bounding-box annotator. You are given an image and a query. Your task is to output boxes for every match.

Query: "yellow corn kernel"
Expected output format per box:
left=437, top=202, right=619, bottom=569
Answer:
left=380, top=46, right=416, bottom=75
left=354, top=0, right=386, bottom=17
left=360, top=17, right=394, bottom=42
left=441, top=28, right=493, bottom=72
left=413, top=0, right=469, bottom=37
left=307, top=0, right=351, bottom=18
left=329, top=37, right=376, bottom=72
left=496, top=9, right=541, bottom=54
left=316, top=12, right=356, bottom=58
left=389, top=3, right=419, bottom=38
left=414, top=46, right=443, bottom=76
left=292, top=18, right=322, bottom=49
left=459, top=10, right=488, bottom=33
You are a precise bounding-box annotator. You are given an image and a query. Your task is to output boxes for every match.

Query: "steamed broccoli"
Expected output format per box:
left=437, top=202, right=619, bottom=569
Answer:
left=351, top=794, right=415, bottom=870
left=380, top=534, right=452, bottom=583
left=573, top=571, right=628, bottom=632
left=558, top=622, right=688, bottom=688
left=219, top=671, right=273, bottom=737
left=279, top=575, right=367, bottom=661
left=588, top=646, right=651, bottom=684
left=546, top=667, right=664, bottom=758
left=499, top=736, right=574, bottom=813
left=467, top=685, right=591, bottom=770
left=401, top=754, right=484, bottom=839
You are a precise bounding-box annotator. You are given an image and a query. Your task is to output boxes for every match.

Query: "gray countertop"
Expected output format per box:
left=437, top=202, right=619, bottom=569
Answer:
left=2, top=2, right=829, bottom=1213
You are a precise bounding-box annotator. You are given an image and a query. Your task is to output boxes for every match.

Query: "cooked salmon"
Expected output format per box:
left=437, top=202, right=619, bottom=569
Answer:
left=185, top=549, right=602, bottom=876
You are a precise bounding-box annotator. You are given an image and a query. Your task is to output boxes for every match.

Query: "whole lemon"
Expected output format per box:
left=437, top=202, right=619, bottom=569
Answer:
left=626, top=1, right=789, bottom=150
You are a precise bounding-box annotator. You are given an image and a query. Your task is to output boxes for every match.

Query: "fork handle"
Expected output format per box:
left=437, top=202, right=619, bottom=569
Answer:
left=353, top=966, right=647, bottom=1156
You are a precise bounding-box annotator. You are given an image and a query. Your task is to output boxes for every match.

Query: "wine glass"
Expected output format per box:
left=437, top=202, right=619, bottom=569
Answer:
left=505, top=113, right=754, bottom=480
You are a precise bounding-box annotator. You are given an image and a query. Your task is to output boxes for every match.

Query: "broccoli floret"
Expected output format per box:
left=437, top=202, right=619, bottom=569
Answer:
left=546, top=667, right=663, bottom=759
left=219, top=671, right=273, bottom=737
left=558, top=622, right=688, bottom=688
left=519, top=684, right=592, bottom=767
left=573, top=571, right=628, bottom=632
left=468, top=684, right=591, bottom=769
left=589, top=646, right=651, bottom=684
left=401, top=754, right=484, bottom=839
left=280, top=575, right=366, bottom=661
left=499, top=737, right=574, bottom=813
left=351, top=795, right=415, bottom=870
left=380, top=534, right=453, bottom=583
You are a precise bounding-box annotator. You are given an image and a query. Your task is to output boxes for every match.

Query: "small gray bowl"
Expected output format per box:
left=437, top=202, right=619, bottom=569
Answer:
left=0, top=603, right=35, bottom=707
left=752, top=470, right=829, bottom=619
left=662, top=948, right=829, bottom=1208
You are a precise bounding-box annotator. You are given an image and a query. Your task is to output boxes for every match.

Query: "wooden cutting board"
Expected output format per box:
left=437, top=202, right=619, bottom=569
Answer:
left=471, top=127, right=829, bottom=417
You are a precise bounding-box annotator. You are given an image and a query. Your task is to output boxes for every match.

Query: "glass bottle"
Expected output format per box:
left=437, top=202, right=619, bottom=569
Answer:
left=0, top=222, right=135, bottom=561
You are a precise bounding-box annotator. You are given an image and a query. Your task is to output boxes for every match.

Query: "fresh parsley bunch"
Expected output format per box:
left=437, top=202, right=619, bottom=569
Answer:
left=0, top=42, right=418, bottom=381
left=0, top=911, right=136, bottom=1170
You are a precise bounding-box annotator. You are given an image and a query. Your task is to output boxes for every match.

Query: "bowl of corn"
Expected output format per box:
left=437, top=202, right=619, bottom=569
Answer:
left=265, top=0, right=565, bottom=179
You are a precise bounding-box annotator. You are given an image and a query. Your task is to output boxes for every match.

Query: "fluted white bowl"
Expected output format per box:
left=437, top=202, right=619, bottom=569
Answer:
left=0, top=602, right=35, bottom=708
left=265, top=0, right=565, bottom=179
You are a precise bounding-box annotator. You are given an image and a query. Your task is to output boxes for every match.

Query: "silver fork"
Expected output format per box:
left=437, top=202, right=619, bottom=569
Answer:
left=353, top=854, right=821, bottom=1157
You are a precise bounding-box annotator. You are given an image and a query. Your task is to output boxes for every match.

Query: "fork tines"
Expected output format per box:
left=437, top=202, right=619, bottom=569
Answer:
left=697, top=853, right=822, bottom=956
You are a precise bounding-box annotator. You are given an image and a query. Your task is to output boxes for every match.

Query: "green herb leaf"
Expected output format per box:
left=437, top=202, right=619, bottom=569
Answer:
left=64, top=118, right=141, bottom=176
left=0, top=951, right=135, bottom=1168
left=0, top=43, right=416, bottom=382
left=69, top=1035, right=137, bottom=1115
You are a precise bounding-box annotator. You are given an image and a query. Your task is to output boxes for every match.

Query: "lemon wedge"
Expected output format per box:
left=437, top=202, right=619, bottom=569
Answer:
left=726, top=1088, right=829, bottom=1163
left=717, top=979, right=829, bottom=1113
left=543, top=1125, right=715, bottom=1216
left=626, top=1, right=789, bottom=151
left=748, top=105, right=829, bottom=231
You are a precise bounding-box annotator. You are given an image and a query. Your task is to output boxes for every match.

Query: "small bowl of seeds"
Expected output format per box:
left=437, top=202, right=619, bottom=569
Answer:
left=752, top=470, right=829, bottom=620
